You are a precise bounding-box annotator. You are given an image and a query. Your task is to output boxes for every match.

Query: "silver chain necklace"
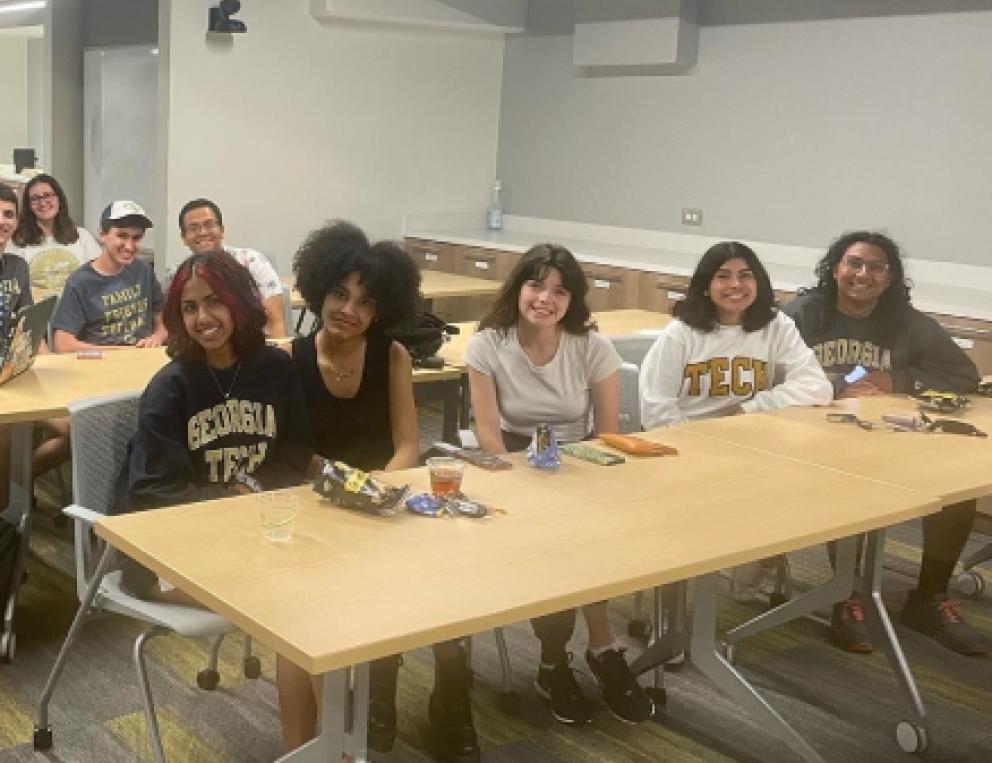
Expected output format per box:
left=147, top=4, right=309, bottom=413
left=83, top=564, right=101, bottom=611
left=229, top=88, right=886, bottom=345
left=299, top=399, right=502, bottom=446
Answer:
left=207, top=361, right=242, bottom=400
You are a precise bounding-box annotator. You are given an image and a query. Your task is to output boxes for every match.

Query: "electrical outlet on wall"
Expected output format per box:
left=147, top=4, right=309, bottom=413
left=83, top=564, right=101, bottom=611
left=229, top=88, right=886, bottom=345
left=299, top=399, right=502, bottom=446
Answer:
left=681, top=207, right=703, bottom=226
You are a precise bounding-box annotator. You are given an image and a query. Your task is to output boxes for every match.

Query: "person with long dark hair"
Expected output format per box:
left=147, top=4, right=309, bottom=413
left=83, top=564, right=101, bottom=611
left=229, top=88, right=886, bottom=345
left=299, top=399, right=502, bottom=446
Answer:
left=278, top=221, right=478, bottom=762
left=639, top=241, right=831, bottom=427
left=785, top=231, right=984, bottom=656
left=11, top=173, right=99, bottom=290
left=465, top=244, right=654, bottom=728
left=118, top=250, right=313, bottom=602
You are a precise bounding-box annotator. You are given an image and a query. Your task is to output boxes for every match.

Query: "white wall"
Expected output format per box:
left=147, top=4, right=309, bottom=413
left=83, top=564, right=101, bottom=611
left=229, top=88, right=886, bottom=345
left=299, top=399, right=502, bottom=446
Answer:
left=26, top=38, right=44, bottom=157
left=497, top=7, right=992, bottom=265
left=158, top=0, right=505, bottom=270
left=0, top=39, right=28, bottom=162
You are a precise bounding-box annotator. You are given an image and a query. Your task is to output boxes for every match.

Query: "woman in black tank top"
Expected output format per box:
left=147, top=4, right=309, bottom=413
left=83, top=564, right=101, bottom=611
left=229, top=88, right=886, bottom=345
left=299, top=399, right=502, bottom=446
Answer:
left=278, top=221, right=481, bottom=763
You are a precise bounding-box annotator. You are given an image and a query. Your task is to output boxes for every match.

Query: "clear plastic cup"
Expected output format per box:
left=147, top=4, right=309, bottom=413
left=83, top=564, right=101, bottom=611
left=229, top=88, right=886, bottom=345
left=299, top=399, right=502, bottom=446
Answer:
left=426, top=457, right=465, bottom=498
left=259, top=493, right=298, bottom=543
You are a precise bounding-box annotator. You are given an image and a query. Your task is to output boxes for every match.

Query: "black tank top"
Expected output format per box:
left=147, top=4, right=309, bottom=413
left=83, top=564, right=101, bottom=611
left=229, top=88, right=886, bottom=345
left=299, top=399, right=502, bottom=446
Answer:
left=291, top=329, right=394, bottom=471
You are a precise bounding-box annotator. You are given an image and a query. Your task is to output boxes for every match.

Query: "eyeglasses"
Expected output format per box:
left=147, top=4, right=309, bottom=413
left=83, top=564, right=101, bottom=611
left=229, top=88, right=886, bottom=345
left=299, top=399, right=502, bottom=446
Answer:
left=184, top=220, right=219, bottom=235
left=840, top=256, right=889, bottom=275
left=28, top=192, right=57, bottom=205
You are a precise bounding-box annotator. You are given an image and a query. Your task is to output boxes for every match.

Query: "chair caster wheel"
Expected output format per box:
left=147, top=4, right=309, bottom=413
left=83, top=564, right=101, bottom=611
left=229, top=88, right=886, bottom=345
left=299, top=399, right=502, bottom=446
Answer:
left=498, top=691, right=520, bottom=713
left=243, top=656, right=261, bottom=679
left=627, top=619, right=652, bottom=640
left=33, top=726, right=53, bottom=751
left=645, top=686, right=667, bottom=708
left=956, top=571, right=985, bottom=598
left=196, top=668, right=220, bottom=690
left=1, top=632, right=15, bottom=663
left=768, top=591, right=789, bottom=608
left=895, top=721, right=929, bottom=753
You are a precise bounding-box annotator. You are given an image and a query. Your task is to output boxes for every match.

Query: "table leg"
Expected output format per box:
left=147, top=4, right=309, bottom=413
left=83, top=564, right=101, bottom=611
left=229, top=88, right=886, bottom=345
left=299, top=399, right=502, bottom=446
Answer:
left=3, top=421, right=34, bottom=520
left=440, top=380, right=460, bottom=445
left=859, top=529, right=928, bottom=740
left=690, top=573, right=827, bottom=763
left=275, top=663, right=370, bottom=763
left=724, top=537, right=857, bottom=644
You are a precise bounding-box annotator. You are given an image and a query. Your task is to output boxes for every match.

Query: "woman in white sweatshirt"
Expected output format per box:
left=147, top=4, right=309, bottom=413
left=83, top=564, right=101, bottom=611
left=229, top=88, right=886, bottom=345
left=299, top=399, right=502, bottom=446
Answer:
left=640, top=241, right=832, bottom=429
left=640, top=241, right=833, bottom=600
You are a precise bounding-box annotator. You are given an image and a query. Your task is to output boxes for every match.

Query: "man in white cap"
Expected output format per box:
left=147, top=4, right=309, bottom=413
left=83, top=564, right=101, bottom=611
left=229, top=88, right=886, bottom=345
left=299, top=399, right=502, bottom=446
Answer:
left=52, top=200, right=166, bottom=351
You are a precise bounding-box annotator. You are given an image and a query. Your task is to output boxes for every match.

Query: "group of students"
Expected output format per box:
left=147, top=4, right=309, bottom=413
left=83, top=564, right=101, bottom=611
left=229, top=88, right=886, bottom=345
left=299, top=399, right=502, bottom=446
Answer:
left=2, top=175, right=986, bottom=761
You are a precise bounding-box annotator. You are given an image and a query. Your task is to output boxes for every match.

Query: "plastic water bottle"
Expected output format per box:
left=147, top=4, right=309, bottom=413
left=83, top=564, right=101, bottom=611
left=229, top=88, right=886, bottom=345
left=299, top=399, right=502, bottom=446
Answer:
left=486, top=180, right=504, bottom=231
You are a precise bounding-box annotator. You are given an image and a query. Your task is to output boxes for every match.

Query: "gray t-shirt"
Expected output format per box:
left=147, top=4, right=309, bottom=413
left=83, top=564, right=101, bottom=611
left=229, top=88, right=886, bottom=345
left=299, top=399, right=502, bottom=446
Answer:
left=464, top=327, right=622, bottom=443
left=52, top=260, right=164, bottom=346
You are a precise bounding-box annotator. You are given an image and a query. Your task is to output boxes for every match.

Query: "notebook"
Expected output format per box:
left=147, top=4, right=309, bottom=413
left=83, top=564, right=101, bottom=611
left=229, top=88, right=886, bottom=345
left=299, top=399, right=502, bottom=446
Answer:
left=0, top=296, right=57, bottom=385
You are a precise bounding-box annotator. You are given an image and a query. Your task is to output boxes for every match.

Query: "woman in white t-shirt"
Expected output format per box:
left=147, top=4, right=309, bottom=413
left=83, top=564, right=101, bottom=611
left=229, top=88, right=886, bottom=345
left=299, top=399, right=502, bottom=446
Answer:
left=11, top=174, right=100, bottom=291
left=465, top=244, right=654, bottom=728
left=638, top=241, right=832, bottom=599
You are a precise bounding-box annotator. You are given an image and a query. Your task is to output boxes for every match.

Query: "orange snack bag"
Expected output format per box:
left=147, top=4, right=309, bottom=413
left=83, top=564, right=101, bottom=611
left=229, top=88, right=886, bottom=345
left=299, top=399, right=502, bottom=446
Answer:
left=599, top=433, right=678, bottom=457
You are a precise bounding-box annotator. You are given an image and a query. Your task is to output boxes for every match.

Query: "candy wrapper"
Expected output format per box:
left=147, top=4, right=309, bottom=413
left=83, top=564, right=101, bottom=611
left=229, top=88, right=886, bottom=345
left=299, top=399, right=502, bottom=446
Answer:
left=405, top=492, right=495, bottom=518
left=560, top=443, right=625, bottom=466
left=313, top=460, right=408, bottom=516
left=527, top=423, right=560, bottom=470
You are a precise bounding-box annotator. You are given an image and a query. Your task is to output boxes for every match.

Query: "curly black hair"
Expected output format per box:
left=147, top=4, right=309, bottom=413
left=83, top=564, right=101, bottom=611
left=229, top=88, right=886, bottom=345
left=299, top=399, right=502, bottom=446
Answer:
left=675, top=241, right=776, bottom=332
left=292, top=220, right=421, bottom=332
left=478, top=244, right=595, bottom=335
left=809, top=231, right=912, bottom=326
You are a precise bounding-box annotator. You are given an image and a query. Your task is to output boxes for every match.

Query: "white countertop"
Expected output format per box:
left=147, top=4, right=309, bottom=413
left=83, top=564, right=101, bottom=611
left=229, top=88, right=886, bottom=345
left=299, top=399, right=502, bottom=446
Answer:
left=405, top=214, right=992, bottom=322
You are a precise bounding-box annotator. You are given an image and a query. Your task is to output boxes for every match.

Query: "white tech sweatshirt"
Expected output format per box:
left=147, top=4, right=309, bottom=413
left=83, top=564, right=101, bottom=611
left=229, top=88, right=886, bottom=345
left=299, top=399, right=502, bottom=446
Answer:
left=639, top=312, right=833, bottom=429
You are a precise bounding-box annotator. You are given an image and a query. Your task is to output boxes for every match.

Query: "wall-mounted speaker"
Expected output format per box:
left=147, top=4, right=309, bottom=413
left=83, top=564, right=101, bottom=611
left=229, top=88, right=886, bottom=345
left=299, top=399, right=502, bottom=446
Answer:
left=209, top=0, right=247, bottom=34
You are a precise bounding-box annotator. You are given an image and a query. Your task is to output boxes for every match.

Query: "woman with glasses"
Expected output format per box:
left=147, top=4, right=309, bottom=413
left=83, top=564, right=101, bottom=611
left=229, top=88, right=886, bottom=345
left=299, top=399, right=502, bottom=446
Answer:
left=11, top=174, right=99, bottom=291
left=785, top=231, right=984, bottom=657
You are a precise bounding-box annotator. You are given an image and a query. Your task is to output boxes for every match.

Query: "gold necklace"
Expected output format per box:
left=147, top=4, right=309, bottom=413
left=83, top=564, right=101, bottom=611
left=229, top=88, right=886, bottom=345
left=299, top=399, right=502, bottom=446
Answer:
left=324, top=358, right=355, bottom=383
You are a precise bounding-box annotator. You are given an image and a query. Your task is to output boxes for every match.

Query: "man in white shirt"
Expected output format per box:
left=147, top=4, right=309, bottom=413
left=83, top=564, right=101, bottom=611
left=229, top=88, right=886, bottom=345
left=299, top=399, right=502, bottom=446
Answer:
left=171, top=198, right=288, bottom=337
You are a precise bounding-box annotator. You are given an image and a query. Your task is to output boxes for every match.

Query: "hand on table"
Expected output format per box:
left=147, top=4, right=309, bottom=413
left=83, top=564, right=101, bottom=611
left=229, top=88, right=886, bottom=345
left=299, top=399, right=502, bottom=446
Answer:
left=840, top=380, right=886, bottom=398
left=135, top=333, right=165, bottom=349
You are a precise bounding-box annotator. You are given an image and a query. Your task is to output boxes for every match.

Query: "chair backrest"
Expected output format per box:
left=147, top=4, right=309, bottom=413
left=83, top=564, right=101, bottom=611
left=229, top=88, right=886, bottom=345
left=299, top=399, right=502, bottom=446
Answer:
left=68, top=391, right=142, bottom=516
left=610, top=334, right=658, bottom=367
left=618, top=362, right=641, bottom=433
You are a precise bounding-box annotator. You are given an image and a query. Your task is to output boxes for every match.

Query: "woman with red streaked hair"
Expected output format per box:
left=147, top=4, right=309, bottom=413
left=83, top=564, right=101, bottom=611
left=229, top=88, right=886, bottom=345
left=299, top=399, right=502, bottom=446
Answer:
left=116, top=250, right=313, bottom=603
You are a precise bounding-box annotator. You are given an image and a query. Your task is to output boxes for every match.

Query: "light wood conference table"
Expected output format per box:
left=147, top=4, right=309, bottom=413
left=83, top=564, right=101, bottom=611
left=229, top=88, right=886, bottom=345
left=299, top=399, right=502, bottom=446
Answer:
left=283, top=269, right=501, bottom=311
left=88, top=425, right=940, bottom=763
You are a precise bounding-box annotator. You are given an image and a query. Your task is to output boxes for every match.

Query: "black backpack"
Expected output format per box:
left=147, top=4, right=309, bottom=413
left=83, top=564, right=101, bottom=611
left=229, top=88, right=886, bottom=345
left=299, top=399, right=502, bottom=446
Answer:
left=389, top=312, right=459, bottom=368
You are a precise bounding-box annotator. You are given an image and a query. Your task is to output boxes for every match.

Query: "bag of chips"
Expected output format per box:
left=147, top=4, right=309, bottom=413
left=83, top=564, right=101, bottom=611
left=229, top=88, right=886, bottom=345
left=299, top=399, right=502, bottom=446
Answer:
left=313, top=460, right=408, bottom=516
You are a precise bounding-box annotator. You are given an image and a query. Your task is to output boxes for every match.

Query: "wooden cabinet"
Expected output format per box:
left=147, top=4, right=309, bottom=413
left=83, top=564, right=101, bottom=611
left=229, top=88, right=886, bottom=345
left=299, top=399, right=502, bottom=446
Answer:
left=775, top=289, right=797, bottom=307
left=638, top=272, right=689, bottom=314
left=932, top=314, right=992, bottom=376
left=578, top=263, right=640, bottom=312
left=405, top=238, right=458, bottom=272
left=452, top=246, right=518, bottom=282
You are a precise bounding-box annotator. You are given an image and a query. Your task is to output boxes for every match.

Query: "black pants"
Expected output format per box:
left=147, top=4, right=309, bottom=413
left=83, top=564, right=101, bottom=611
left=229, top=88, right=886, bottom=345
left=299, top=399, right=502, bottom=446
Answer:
left=828, top=498, right=976, bottom=597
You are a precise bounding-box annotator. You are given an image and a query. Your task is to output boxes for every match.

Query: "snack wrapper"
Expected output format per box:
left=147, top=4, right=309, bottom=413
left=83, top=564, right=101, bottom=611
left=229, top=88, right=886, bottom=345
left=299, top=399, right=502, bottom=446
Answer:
left=599, top=433, right=679, bottom=457
left=405, top=492, right=492, bottom=518
left=527, top=423, right=560, bottom=469
left=313, top=460, right=408, bottom=516
left=559, top=443, right=625, bottom=466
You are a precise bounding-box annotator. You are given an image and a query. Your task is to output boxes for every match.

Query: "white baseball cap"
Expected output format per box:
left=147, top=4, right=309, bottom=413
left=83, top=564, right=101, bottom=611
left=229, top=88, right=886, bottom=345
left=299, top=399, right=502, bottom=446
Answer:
left=100, top=200, right=154, bottom=229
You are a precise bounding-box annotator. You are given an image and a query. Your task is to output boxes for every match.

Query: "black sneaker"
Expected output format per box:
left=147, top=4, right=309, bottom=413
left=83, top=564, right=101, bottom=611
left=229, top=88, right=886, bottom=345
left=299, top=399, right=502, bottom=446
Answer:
left=901, top=592, right=987, bottom=656
left=535, top=655, right=595, bottom=726
left=830, top=597, right=873, bottom=654
left=428, top=651, right=480, bottom=763
left=368, top=655, right=401, bottom=753
left=585, top=647, right=654, bottom=724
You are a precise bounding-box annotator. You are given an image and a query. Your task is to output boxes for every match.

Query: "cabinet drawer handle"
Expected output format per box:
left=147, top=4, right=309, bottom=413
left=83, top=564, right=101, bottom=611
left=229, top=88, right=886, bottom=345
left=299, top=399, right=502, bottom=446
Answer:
left=940, top=323, right=991, bottom=337
left=424, top=252, right=439, bottom=262
left=585, top=273, right=621, bottom=285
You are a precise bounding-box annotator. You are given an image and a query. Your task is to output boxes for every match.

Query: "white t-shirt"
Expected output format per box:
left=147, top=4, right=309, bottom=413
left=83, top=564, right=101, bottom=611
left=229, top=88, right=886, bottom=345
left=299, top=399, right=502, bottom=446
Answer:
left=464, top=327, right=623, bottom=443
left=639, top=311, right=833, bottom=429
left=8, top=228, right=100, bottom=290
left=161, top=245, right=284, bottom=299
